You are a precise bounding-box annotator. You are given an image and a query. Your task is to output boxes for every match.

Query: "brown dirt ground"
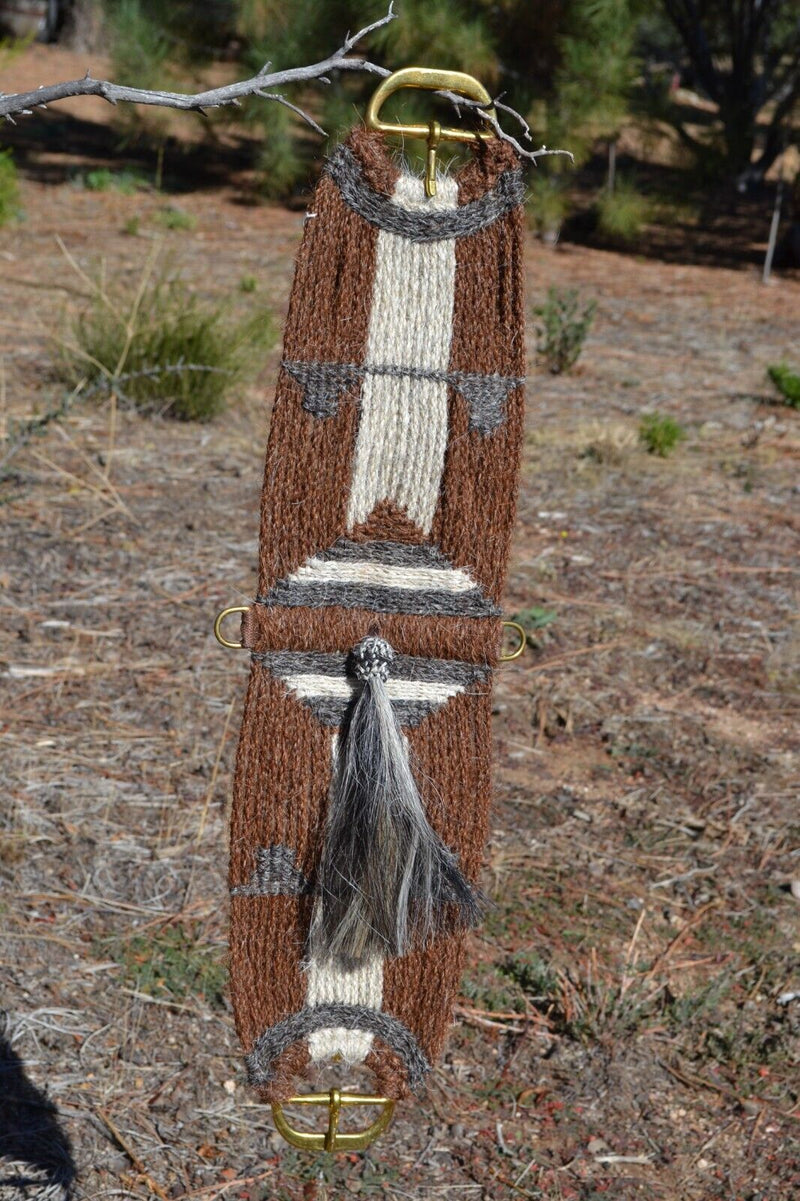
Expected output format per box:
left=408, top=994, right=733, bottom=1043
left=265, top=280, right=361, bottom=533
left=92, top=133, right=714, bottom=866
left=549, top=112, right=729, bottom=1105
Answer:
left=1, top=46, right=799, bottom=1201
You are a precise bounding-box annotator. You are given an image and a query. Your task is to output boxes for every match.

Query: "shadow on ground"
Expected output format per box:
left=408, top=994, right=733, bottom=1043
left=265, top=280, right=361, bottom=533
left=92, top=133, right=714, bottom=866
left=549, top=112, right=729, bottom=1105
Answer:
left=0, top=1022, right=75, bottom=1200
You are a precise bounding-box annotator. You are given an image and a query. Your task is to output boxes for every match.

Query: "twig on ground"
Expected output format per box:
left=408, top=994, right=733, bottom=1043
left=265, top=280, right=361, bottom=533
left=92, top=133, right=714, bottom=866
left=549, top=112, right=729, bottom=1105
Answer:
left=644, top=899, right=720, bottom=981
left=96, top=1107, right=170, bottom=1201
left=619, top=905, right=647, bottom=997
left=0, top=379, right=87, bottom=475
left=171, top=1169, right=275, bottom=1201
left=453, top=1003, right=550, bottom=1036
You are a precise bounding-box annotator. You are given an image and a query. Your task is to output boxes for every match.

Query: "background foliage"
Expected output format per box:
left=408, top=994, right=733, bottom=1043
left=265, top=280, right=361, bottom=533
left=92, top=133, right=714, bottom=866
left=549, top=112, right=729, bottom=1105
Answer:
left=47, top=0, right=797, bottom=203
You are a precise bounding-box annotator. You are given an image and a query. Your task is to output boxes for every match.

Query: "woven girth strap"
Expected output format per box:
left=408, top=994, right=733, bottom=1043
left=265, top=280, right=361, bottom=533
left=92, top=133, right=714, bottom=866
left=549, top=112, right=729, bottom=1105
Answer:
left=228, top=127, right=526, bottom=1101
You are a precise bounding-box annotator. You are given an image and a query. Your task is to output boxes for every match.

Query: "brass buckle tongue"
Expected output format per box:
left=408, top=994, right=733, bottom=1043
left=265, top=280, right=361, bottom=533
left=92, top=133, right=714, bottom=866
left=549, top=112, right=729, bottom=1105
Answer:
left=271, top=1089, right=395, bottom=1151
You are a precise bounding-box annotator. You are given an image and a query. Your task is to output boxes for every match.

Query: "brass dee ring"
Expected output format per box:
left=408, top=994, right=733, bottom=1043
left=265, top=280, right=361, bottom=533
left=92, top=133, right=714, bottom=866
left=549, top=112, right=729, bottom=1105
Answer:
left=213, top=605, right=249, bottom=650
left=271, top=1089, right=395, bottom=1152
left=500, top=619, right=527, bottom=662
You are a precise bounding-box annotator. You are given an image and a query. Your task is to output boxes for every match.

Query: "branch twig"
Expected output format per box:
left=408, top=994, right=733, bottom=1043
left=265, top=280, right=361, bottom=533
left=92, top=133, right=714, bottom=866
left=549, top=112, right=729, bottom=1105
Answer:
left=437, top=89, right=574, bottom=166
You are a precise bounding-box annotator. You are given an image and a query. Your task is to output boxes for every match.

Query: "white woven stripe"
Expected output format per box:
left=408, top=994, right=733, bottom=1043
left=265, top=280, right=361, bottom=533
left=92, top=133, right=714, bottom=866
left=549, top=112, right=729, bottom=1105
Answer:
left=306, top=734, right=383, bottom=1063
left=306, top=955, right=383, bottom=1063
left=288, top=558, right=477, bottom=592
left=281, top=674, right=466, bottom=703
left=346, top=173, right=457, bottom=533
left=306, top=172, right=459, bottom=1060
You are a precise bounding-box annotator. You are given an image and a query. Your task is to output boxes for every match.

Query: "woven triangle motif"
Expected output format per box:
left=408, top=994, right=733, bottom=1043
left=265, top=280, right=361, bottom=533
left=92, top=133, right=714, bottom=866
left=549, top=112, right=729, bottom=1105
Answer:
left=257, top=536, right=501, bottom=618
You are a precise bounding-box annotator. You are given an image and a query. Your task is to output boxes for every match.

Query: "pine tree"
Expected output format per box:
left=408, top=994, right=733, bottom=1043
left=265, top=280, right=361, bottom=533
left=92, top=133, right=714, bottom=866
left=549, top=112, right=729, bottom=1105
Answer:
left=548, top=0, right=637, bottom=169
left=659, top=0, right=800, bottom=184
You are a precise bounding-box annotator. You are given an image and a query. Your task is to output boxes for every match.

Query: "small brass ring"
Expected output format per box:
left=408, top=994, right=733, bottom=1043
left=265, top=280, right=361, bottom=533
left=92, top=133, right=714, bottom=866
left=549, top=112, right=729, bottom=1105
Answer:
left=213, top=605, right=249, bottom=650
left=500, top=620, right=527, bottom=662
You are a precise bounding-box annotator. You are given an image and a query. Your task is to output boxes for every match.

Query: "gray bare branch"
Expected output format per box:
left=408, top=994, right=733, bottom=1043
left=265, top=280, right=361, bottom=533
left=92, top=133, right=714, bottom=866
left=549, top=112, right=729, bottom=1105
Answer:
left=0, top=5, right=396, bottom=121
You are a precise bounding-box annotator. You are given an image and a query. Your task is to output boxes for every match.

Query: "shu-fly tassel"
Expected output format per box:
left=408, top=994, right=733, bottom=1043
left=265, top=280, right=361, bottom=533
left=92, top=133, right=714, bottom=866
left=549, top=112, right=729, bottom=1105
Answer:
left=312, top=635, right=482, bottom=965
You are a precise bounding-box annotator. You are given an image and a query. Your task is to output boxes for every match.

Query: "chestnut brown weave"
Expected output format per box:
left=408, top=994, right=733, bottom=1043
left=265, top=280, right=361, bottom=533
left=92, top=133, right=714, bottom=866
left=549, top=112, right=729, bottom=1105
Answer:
left=229, top=127, right=526, bottom=1102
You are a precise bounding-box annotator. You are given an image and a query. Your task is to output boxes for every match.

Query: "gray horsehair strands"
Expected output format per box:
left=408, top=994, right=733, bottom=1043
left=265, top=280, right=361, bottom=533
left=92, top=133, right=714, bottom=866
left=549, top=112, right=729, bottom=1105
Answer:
left=310, top=635, right=482, bottom=966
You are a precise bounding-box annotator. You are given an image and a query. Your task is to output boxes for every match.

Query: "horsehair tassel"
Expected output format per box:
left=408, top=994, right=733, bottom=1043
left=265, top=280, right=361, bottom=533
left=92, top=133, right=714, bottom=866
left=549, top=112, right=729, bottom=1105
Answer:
left=312, top=635, right=483, bottom=965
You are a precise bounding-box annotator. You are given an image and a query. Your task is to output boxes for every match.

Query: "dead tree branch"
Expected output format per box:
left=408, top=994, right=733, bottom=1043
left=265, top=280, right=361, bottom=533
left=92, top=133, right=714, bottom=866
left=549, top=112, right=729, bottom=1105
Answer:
left=0, top=6, right=397, bottom=122
left=0, top=3, right=571, bottom=167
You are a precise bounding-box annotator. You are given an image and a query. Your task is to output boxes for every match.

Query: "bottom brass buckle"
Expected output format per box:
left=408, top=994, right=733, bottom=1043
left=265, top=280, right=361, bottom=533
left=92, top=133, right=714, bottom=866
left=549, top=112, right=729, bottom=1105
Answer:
left=271, top=1089, right=394, bottom=1151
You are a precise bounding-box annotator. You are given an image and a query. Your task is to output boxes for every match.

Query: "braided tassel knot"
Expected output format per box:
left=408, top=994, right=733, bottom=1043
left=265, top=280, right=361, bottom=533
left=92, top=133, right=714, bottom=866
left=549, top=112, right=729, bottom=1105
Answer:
left=351, top=635, right=394, bottom=683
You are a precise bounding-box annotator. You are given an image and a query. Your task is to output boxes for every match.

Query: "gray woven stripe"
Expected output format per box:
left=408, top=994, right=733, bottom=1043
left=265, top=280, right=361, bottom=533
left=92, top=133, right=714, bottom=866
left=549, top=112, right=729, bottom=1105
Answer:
left=254, top=650, right=489, bottom=687
left=318, top=538, right=455, bottom=569
left=281, top=359, right=523, bottom=429
left=256, top=650, right=346, bottom=677
left=303, top=697, right=442, bottom=728
left=246, top=1003, right=430, bottom=1089
left=231, top=844, right=310, bottom=897
left=326, top=144, right=525, bottom=243
left=253, top=650, right=489, bottom=728
left=257, top=581, right=500, bottom=618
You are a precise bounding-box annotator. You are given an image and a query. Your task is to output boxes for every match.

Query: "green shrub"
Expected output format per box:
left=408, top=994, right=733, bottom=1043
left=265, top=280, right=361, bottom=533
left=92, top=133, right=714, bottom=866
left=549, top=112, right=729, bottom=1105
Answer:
left=108, top=922, right=227, bottom=1007
left=239, top=274, right=258, bottom=293
left=82, top=167, right=147, bottom=193
left=58, top=257, right=276, bottom=421
left=526, top=175, right=568, bottom=245
left=0, top=149, right=21, bottom=226
left=597, top=178, right=650, bottom=243
left=502, top=951, right=557, bottom=999
left=534, top=286, right=596, bottom=375
left=122, top=216, right=141, bottom=236
left=639, top=412, right=687, bottom=456
left=767, top=362, right=800, bottom=410
left=510, top=605, right=557, bottom=635
left=156, top=205, right=196, bottom=231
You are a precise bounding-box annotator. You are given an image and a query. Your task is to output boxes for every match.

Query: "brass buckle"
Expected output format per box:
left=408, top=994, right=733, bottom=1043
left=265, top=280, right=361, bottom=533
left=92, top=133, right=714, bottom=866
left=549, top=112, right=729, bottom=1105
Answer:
left=365, top=66, right=496, bottom=197
left=213, top=605, right=249, bottom=649
left=271, top=1089, right=394, bottom=1151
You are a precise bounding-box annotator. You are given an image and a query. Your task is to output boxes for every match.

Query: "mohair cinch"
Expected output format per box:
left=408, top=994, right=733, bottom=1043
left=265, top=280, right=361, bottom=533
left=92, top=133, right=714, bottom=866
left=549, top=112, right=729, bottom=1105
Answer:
left=228, top=125, right=526, bottom=1101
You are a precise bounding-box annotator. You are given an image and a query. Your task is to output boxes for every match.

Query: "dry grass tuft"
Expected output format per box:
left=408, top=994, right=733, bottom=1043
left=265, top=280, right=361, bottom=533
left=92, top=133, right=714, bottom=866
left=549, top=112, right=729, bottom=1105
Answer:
left=579, top=419, right=639, bottom=465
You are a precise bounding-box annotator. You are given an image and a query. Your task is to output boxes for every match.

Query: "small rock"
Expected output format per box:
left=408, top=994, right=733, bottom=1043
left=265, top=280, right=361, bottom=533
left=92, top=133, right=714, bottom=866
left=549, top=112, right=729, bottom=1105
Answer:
left=790, top=880, right=800, bottom=900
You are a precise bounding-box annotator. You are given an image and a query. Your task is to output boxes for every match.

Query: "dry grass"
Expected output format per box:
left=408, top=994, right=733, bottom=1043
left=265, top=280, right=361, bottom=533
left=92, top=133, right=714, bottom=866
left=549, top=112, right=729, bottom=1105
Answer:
left=1, top=62, right=799, bottom=1201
